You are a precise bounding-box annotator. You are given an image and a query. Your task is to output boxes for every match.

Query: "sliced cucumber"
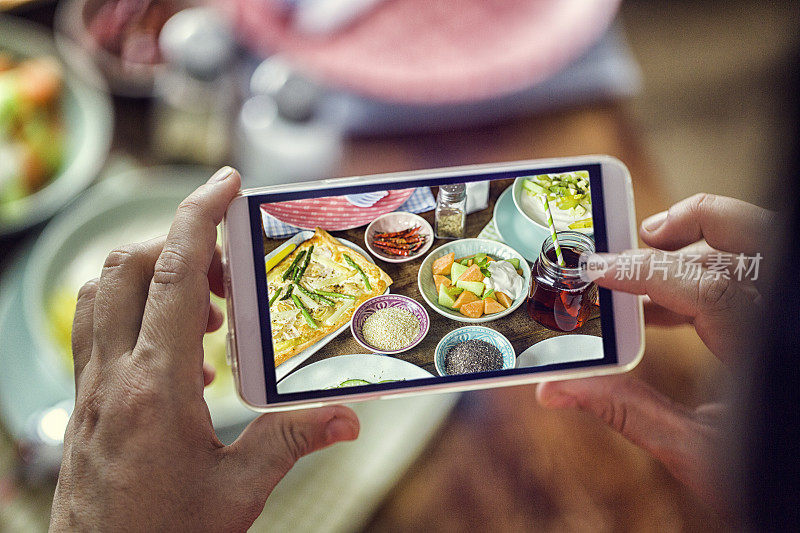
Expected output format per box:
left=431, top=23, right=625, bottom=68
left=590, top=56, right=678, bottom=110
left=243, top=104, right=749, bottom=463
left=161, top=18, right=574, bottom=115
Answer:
left=338, top=379, right=371, bottom=387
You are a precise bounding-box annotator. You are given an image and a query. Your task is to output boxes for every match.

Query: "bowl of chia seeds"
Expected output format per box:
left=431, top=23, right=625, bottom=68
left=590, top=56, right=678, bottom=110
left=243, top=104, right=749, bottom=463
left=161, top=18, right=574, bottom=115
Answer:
left=351, top=295, right=430, bottom=354
left=435, top=326, right=515, bottom=376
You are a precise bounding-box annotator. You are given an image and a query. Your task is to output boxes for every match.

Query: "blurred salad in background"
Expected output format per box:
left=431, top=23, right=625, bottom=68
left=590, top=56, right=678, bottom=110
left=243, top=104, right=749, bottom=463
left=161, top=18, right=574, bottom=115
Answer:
left=45, top=227, right=233, bottom=400
left=0, top=52, right=64, bottom=212
left=47, top=289, right=232, bottom=398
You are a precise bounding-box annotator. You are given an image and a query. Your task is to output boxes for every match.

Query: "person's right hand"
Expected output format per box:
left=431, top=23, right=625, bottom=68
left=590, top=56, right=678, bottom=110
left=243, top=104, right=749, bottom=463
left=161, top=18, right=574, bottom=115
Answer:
left=537, top=193, right=776, bottom=512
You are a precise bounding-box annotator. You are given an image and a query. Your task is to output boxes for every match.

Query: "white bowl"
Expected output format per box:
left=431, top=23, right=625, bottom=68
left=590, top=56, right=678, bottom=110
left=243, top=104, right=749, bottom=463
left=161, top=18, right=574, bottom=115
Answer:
left=511, top=177, right=593, bottom=236
left=417, top=238, right=531, bottom=323
left=364, top=212, right=433, bottom=263
left=0, top=15, right=113, bottom=235
left=277, top=353, right=434, bottom=393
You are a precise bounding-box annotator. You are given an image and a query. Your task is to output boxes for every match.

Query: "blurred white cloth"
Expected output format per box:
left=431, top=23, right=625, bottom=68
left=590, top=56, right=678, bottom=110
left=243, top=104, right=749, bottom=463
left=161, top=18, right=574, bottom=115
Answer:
left=466, top=181, right=489, bottom=214
left=345, top=191, right=388, bottom=207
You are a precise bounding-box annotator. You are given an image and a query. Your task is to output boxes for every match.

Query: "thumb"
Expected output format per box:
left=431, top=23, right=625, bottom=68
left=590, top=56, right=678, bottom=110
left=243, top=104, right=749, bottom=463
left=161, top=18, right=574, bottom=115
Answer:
left=536, top=375, right=716, bottom=499
left=226, top=405, right=359, bottom=492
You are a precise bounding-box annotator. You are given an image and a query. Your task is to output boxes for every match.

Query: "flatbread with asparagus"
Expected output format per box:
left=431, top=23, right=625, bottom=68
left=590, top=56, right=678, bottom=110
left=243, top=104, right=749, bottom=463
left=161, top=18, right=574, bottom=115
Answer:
left=267, top=228, right=392, bottom=366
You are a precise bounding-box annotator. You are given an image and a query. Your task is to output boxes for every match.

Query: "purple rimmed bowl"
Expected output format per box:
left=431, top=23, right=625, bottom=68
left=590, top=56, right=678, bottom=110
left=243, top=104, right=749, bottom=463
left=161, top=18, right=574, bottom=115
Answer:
left=350, top=295, right=430, bottom=354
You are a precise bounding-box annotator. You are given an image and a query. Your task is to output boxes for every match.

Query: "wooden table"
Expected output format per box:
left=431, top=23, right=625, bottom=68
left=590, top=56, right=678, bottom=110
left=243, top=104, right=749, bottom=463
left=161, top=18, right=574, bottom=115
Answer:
left=263, top=177, right=600, bottom=378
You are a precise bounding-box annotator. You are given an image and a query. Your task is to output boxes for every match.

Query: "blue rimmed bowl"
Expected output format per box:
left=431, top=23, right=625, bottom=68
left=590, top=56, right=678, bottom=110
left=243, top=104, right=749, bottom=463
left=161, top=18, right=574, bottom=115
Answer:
left=434, top=326, right=515, bottom=376
left=351, top=295, right=430, bottom=354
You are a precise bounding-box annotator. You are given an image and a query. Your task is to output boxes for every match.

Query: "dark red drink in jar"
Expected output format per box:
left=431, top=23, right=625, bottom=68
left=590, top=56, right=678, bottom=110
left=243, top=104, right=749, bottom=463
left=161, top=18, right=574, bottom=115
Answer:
left=527, top=231, right=597, bottom=332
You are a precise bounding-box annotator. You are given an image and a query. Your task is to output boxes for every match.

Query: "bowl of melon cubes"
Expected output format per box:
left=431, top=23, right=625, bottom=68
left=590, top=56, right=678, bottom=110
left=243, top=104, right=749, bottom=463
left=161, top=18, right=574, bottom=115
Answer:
left=417, top=239, right=532, bottom=323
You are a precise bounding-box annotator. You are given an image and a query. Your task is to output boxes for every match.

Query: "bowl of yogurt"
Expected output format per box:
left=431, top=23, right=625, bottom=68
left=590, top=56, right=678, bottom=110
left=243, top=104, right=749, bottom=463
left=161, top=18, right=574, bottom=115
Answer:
left=418, top=238, right=531, bottom=323
left=512, top=171, right=594, bottom=235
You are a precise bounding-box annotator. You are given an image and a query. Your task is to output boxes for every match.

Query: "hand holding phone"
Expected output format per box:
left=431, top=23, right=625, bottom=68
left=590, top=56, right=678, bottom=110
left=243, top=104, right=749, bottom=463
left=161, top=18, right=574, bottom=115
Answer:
left=537, top=193, right=773, bottom=511
left=223, top=156, right=644, bottom=411
left=51, top=167, right=359, bottom=530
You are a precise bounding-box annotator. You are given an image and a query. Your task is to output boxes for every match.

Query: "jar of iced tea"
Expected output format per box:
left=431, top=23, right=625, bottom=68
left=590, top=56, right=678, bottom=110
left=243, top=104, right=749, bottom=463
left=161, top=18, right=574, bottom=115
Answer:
left=527, top=231, right=597, bottom=332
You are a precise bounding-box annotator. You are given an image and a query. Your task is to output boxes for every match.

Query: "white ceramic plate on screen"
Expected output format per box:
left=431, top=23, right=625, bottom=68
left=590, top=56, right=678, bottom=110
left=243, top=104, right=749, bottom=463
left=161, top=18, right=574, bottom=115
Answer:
left=265, top=232, right=390, bottom=381
left=511, top=176, right=594, bottom=236
left=516, top=334, right=603, bottom=368
left=364, top=211, right=433, bottom=263
left=277, top=353, right=434, bottom=394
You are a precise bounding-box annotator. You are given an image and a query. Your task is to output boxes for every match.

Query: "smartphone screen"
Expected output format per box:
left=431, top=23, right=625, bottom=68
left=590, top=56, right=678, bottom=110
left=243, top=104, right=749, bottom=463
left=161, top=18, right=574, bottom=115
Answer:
left=245, top=163, right=616, bottom=403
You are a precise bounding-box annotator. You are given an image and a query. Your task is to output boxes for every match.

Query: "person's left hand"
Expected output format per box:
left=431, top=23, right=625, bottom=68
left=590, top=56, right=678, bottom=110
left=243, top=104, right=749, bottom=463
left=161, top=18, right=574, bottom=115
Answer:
left=50, top=167, right=360, bottom=532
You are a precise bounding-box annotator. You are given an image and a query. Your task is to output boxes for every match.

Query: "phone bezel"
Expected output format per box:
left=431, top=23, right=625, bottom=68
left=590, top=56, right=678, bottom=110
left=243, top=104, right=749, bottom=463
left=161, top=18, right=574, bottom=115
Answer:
left=223, top=155, right=644, bottom=411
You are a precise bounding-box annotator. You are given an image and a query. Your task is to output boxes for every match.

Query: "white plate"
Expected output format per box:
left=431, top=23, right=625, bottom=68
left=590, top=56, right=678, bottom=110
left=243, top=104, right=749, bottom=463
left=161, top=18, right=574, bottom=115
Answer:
left=417, top=238, right=531, bottom=323
left=266, top=233, right=390, bottom=381
left=516, top=334, right=603, bottom=368
left=277, top=353, right=433, bottom=394
left=511, top=176, right=593, bottom=235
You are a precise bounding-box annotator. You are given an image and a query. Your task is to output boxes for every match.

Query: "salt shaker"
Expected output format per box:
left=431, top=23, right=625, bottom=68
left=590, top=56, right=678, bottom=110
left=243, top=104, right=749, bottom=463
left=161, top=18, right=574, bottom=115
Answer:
left=151, top=7, right=236, bottom=165
left=235, top=56, right=343, bottom=188
left=435, top=184, right=467, bottom=239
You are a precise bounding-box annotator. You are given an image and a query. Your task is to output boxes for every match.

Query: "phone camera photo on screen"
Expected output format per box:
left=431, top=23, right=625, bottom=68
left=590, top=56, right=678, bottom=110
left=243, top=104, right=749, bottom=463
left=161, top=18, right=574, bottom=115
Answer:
left=223, top=157, right=644, bottom=409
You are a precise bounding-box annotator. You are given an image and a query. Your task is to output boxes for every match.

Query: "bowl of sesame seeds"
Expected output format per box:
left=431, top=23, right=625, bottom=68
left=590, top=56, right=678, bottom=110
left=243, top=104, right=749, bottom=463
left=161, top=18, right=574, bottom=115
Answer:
left=351, top=295, right=429, bottom=354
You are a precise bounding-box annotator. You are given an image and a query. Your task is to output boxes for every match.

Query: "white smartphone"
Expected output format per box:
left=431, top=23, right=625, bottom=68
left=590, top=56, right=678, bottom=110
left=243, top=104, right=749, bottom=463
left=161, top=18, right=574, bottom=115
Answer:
left=222, top=155, right=644, bottom=412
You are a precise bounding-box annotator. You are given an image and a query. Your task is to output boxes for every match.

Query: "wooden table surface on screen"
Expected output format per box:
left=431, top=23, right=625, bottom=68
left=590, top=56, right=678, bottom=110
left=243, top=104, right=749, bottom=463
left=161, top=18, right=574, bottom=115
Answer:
left=261, top=176, right=600, bottom=375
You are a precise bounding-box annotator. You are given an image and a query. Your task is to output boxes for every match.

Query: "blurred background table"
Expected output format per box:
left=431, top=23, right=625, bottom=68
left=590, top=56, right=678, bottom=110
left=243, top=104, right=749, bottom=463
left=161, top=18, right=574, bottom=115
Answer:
left=3, top=0, right=797, bottom=530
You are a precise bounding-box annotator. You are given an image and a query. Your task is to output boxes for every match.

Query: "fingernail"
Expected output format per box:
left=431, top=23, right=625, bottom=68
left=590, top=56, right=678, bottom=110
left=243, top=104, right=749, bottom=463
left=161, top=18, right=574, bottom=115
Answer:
left=325, top=416, right=358, bottom=444
left=642, top=211, right=667, bottom=232
left=208, top=166, right=234, bottom=184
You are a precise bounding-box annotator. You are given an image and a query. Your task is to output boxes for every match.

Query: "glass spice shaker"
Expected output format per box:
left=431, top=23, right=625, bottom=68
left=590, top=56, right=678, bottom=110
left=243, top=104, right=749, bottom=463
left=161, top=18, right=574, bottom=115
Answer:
left=435, top=184, right=467, bottom=239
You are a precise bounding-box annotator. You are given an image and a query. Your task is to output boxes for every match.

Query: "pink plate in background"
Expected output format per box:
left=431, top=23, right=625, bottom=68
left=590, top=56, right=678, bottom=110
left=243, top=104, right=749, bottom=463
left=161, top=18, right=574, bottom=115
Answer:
left=224, top=0, right=621, bottom=104
left=261, top=188, right=415, bottom=231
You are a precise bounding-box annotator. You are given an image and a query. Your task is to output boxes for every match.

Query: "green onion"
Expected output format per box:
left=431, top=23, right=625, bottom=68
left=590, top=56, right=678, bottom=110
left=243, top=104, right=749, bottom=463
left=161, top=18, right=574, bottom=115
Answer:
left=291, top=294, right=318, bottom=329
left=295, top=282, right=335, bottom=306
left=268, top=287, right=282, bottom=306
left=343, top=254, right=371, bottom=291
left=282, top=250, right=306, bottom=281
left=281, top=284, right=294, bottom=300
left=294, top=245, right=313, bottom=282
left=315, top=289, right=356, bottom=300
